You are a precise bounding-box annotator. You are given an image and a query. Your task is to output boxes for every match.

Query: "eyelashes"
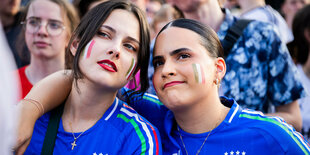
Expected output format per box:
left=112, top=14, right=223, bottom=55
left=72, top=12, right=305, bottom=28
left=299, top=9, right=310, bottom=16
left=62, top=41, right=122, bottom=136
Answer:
left=153, top=53, right=192, bottom=69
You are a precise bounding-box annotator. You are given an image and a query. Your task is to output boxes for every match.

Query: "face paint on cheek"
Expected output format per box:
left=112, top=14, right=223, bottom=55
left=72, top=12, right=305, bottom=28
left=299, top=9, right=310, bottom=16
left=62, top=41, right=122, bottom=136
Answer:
left=125, top=58, right=136, bottom=80
left=82, top=40, right=96, bottom=59
left=192, top=63, right=205, bottom=84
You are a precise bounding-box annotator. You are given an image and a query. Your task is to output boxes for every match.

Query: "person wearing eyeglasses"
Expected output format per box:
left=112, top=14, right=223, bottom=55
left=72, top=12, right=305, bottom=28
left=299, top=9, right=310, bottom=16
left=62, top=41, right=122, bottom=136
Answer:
left=15, top=0, right=79, bottom=99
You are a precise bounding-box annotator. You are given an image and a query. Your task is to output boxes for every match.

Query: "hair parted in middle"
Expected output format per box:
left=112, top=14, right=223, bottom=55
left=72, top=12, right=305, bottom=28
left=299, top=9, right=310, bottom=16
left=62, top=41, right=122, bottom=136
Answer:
left=155, top=18, right=224, bottom=59
left=65, top=0, right=151, bottom=93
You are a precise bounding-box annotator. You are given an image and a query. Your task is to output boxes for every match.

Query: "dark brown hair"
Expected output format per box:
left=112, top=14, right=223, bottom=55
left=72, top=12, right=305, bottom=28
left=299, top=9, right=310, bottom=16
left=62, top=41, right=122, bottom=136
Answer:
left=288, top=4, right=310, bottom=65
left=155, top=18, right=224, bottom=58
left=66, top=0, right=150, bottom=93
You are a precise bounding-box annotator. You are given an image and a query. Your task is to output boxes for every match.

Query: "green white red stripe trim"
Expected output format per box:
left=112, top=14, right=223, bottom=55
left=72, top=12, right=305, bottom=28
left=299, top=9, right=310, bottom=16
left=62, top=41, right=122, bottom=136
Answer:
left=239, top=111, right=310, bottom=154
left=117, top=114, right=147, bottom=154
left=120, top=107, right=155, bottom=155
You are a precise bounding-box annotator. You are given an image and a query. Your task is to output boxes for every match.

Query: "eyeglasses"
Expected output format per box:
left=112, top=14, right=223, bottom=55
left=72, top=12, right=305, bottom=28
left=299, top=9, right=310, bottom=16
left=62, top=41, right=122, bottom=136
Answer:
left=21, top=17, right=66, bottom=36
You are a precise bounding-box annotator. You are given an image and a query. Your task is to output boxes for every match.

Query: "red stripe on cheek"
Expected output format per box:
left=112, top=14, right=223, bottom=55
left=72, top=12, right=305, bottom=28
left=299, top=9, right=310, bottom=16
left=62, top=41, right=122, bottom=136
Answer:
left=86, top=40, right=96, bottom=58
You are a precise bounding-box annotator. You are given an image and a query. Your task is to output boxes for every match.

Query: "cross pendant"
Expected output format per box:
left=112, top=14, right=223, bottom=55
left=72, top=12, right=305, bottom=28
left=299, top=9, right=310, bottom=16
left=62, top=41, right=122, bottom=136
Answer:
left=71, top=140, right=77, bottom=150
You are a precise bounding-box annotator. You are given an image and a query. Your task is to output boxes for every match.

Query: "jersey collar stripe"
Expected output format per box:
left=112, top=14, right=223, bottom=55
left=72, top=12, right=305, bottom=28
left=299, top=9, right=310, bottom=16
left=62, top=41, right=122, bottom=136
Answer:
left=228, top=104, right=239, bottom=123
left=117, top=114, right=147, bottom=153
left=239, top=114, right=310, bottom=154
left=120, top=107, right=155, bottom=155
left=145, top=93, right=159, bottom=100
left=105, top=98, right=118, bottom=121
left=143, top=95, right=163, bottom=105
left=242, top=109, right=264, bottom=116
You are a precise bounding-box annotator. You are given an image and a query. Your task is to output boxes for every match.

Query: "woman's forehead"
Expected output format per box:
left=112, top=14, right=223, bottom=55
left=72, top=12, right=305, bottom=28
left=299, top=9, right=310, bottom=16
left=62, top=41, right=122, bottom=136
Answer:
left=27, top=0, right=67, bottom=23
left=102, top=9, right=140, bottom=42
left=154, top=26, right=202, bottom=53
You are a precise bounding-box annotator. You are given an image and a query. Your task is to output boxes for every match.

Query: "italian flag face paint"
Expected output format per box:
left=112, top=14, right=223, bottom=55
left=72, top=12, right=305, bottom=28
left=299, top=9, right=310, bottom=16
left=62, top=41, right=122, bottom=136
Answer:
left=192, top=63, right=205, bottom=84
left=82, top=40, right=96, bottom=59
left=126, top=58, right=136, bottom=80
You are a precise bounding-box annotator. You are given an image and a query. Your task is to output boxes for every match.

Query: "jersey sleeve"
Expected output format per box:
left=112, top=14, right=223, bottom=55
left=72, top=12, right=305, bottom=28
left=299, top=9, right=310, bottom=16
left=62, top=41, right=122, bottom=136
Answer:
left=116, top=104, right=162, bottom=155
left=264, top=117, right=310, bottom=154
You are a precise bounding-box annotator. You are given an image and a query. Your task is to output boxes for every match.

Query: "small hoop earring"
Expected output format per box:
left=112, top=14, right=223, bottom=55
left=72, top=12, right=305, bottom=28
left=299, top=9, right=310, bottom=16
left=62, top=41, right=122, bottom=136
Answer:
left=214, top=78, right=220, bottom=86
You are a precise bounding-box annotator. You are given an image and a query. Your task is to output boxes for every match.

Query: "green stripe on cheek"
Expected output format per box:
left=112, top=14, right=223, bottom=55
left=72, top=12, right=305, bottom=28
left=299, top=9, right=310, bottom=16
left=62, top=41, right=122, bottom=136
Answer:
left=126, top=58, right=136, bottom=80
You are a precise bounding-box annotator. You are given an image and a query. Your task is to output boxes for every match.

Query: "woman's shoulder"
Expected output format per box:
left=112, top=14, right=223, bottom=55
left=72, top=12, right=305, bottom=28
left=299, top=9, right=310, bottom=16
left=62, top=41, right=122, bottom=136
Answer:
left=238, top=109, right=294, bottom=135
left=115, top=99, right=158, bottom=131
left=236, top=109, right=310, bottom=153
left=110, top=99, right=162, bottom=154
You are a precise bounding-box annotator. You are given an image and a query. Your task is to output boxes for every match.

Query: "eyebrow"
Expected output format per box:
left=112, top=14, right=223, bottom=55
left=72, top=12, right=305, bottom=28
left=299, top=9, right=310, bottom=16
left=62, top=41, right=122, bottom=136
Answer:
left=101, top=25, right=116, bottom=33
left=27, top=16, right=63, bottom=23
left=169, top=48, right=191, bottom=56
left=153, top=48, right=191, bottom=63
left=101, top=25, right=140, bottom=45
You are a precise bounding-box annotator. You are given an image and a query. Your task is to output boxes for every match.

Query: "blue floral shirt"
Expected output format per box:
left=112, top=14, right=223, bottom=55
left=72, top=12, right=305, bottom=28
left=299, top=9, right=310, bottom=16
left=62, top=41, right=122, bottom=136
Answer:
left=218, top=9, right=306, bottom=112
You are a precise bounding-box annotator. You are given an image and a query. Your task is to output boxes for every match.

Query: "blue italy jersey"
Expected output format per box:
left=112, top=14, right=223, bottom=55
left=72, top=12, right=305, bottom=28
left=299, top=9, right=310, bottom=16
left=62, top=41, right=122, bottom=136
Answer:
left=24, top=98, right=162, bottom=155
left=217, top=9, right=306, bottom=113
left=123, top=89, right=310, bottom=154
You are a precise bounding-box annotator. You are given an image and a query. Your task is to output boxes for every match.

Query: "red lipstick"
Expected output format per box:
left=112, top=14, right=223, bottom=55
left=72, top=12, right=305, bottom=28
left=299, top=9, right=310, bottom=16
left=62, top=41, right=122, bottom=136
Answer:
left=163, top=81, right=185, bottom=89
left=97, top=59, right=118, bottom=72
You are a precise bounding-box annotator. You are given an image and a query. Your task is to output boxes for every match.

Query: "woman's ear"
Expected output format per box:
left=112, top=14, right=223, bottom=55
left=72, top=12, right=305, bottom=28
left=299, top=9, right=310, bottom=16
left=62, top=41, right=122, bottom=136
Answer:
left=215, top=57, right=226, bottom=79
left=70, top=39, right=80, bottom=56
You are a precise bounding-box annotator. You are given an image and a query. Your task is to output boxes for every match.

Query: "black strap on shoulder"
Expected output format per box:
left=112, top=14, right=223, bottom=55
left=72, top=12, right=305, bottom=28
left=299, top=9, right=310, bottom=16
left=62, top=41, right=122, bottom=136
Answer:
left=41, top=103, right=65, bottom=155
left=221, top=19, right=253, bottom=58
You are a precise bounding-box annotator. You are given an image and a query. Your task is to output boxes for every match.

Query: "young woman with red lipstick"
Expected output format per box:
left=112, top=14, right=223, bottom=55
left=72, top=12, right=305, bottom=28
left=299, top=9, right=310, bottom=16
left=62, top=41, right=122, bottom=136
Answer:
left=16, top=0, right=79, bottom=99
left=16, top=1, right=161, bottom=154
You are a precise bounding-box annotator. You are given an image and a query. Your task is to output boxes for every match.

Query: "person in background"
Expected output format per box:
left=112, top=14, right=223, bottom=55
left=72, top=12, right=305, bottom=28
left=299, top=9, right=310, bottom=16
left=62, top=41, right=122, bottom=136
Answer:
left=0, top=0, right=30, bottom=68
left=287, top=4, right=310, bottom=141
left=166, top=0, right=306, bottom=131
left=219, top=0, right=241, bottom=15
left=72, top=0, right=108, bottom=18
left=150, top=4, right=184, bottom=40
left=16, top=0, right=79, bottom=99
left=238, top=0, right=293, bottom=43
left=281, top=0, right=309, bottom=33
left=146, top=0, right=162, bottom=23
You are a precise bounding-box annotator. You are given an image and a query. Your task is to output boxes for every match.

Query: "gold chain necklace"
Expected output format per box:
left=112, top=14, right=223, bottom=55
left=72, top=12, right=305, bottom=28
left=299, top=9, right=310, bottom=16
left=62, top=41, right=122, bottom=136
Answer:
left=177, top=125, right=213, bottom=155
left=69, top=122, right=86, bottom=150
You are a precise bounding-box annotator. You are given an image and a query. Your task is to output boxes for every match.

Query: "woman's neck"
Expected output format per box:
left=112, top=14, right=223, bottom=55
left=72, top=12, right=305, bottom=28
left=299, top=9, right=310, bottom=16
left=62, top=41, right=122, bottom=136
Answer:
left=62, top=79, right=117, bottom=132
left=184, top=1, right=225, bottom=32
left=173, top=93, right=230, bottom=134
left=26, top=56, right=65, bottom=84
left=239, top=0, right=265, bottom=15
